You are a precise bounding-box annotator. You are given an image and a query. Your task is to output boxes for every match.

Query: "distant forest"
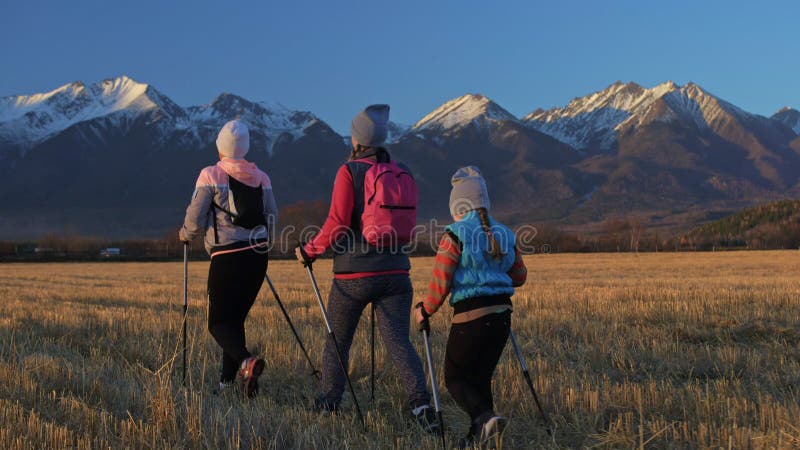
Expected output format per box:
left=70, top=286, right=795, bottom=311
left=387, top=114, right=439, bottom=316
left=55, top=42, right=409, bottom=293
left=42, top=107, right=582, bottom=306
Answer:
left=683, top=199, right=800, bottom=250
left=2, top=200, right=799, bottom=261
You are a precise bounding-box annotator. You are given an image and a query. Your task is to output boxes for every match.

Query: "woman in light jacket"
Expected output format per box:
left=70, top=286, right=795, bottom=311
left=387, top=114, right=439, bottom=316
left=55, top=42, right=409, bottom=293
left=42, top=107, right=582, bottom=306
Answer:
left=180, top=119, right=277, bottom=397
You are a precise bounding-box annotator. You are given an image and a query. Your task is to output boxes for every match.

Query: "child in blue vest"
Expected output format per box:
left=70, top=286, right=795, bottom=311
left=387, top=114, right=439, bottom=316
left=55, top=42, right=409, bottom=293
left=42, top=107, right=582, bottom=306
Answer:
left=414, top=166, right=528, bottom=448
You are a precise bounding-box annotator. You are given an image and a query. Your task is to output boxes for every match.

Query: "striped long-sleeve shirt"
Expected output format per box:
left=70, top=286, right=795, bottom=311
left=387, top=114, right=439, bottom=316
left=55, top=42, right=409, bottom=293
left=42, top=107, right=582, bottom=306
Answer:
left=423, top=232, right=527, bottom=315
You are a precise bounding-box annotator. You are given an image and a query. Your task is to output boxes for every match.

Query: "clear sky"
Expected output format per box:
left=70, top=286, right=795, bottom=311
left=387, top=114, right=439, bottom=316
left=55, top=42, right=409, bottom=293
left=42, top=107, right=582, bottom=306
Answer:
left=1, top=0, right=798, bottom=133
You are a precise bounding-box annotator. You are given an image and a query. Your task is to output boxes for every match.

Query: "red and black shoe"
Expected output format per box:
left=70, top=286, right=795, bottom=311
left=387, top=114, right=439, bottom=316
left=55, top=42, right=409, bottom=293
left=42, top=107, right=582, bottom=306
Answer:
left=237, top=356, right=265, bottom=398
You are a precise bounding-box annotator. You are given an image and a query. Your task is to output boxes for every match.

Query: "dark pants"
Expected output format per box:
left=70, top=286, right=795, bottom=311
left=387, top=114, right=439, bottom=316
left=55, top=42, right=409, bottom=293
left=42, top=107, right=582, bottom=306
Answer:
left=444, top=310, right=511, bottom=422
left=207, top=249, right=268, bottom=382
left=319, top=274, right=430, bottom=408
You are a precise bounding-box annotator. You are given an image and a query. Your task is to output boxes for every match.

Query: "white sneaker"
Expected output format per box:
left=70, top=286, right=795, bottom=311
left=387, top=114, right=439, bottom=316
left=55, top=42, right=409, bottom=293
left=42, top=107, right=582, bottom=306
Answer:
left=479, top=415, right=507, bottom=448
left=411, top=404, right=441, bottom=434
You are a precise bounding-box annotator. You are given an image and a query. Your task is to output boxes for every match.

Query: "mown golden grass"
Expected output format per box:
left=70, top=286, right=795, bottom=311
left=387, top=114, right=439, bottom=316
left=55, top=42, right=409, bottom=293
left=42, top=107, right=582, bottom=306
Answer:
left=1, top=252, right=799, bottom=449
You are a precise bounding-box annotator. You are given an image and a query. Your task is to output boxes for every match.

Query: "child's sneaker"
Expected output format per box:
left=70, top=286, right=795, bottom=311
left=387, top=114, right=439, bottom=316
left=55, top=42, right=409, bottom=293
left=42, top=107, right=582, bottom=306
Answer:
left=457, top=422, right=480, bottom=449
left=411, top=404, right=440, bottom=434
left=212, top=381, right=234, bottom=396
left=456, top=432, right=475, bottom=449
left=479, top=415, right=507, bottom=449
left=236, top=356, right=265, bottom=398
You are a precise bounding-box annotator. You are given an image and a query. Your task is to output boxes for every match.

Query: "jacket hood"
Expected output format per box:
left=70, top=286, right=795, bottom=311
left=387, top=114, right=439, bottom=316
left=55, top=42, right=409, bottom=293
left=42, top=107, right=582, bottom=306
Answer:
left=217, top=158, right=268, bottom=188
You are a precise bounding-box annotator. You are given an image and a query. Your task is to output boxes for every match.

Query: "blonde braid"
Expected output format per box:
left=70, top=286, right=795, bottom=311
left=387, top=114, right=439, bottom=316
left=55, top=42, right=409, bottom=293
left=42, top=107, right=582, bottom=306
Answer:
left=476, top=208, right=504, bottom=259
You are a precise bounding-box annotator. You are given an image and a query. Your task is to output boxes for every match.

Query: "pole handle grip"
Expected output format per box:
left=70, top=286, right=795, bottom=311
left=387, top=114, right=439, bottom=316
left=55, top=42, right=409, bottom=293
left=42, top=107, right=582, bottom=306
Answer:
left=415, top=302, right=431, bottom=333
left=297, top=241, right=314, bottom=269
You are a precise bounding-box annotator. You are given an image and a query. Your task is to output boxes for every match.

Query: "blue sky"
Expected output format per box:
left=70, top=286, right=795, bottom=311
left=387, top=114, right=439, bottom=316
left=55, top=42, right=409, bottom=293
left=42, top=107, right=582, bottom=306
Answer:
left=1, top=0, right=798, bottom=133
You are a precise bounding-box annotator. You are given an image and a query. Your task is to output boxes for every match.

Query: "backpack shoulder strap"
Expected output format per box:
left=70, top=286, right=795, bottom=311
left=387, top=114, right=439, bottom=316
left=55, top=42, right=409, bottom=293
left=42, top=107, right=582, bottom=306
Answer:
left=375, top=147, right=391, bottom=163
left=211, top=201, right=235, bottom=217
left=211, top=174, right=237, bottom=218
left=211, top=207, right=219, bottom=244
left=209, top=175, right=239, bottom=244
left=352, top=147, right=391, bottom=163
left=345, top=161, right=373, bottom=234
left=346, top=160, right=373, bottom=191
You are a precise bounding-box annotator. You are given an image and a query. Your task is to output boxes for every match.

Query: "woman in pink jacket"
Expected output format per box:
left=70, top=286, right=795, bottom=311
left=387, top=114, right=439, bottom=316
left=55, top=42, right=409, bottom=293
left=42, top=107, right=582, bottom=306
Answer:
left=295, top=106, right=437, bottom=432
left=180, top=120, right=278, bottom=397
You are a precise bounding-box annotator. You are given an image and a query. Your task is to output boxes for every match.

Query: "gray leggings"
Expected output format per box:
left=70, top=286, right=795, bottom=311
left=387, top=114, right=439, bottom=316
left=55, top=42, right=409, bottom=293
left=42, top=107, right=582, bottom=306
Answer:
left=319, top=274, right=430, bottom=409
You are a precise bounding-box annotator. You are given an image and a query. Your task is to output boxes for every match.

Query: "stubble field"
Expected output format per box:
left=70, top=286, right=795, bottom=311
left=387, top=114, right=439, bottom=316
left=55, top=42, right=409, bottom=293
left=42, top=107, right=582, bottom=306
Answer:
left=0, top=251, right=798, bottom=449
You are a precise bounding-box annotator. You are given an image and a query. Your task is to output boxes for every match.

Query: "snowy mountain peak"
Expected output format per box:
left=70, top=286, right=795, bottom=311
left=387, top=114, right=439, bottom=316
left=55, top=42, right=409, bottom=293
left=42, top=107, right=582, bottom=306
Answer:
left=2, top=81, right=85, bottom=122
left=523, top=81, right=664, bottom=149
left=191, top=92, right=315, bottom=131
left=188, top=93, right=322, bottom=154
left=208, top=92, right=257, bottom=112
left=523, top=80, right=752, bottom=150
left=96, top=75, right=150, bottom=106
left=527, top=82, right=641, bottom=127
left=657, top=80, right=678, bottom=90
left=412, top=93, right=517, bottom=132
left=0, top=75, right=188, bottom=151
left=386, top=121, right=410, bottom=144
left=772, top=107, right=800, bottom=134
left=679, top=81, right=711, bottom=99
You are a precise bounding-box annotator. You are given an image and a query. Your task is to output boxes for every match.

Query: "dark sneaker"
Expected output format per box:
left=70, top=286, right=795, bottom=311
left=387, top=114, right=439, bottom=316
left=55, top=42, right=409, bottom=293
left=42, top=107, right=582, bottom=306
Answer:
left=236, top=357, right=265, bottom=398
left=456, top=431, right=475, bottom=449
left=313, top=396, right=340, bottom=414
left=411, top=404, right=441, bottom=434
left=478, top=415, right=507, bottom=449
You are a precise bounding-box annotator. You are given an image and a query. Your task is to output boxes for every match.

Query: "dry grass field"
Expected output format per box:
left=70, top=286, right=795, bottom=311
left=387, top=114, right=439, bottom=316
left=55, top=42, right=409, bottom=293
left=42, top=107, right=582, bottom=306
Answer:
left=1, top=252, right=799, bottom=449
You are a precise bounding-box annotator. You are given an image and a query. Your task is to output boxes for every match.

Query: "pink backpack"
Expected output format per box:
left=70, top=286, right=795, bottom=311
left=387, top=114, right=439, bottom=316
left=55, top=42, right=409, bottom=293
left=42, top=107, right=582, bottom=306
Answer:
left=359, top=160, right=418, bottom=246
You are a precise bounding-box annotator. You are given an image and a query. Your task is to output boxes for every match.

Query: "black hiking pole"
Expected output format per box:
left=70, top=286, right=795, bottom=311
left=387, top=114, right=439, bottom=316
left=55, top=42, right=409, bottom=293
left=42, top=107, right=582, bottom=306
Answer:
left=370, top=303, right=375, bottom=402
left=418, top=307, right=446, bottom=449
left=264, top=273, right=320, bottom=378
left=299, top=245, right=365, bottom=427
left=182, top=242, right=189, bottom=386
left=509, top=330, right=552, bottom=435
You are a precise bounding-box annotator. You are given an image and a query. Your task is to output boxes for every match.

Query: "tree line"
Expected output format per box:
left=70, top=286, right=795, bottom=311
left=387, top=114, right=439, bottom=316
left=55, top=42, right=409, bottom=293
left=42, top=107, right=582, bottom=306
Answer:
left=2, top=200, right=798, bottom=261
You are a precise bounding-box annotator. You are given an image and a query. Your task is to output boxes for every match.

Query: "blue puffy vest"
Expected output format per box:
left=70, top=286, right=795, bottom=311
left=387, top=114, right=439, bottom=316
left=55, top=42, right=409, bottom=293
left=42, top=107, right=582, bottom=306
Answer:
left=445, top=211, right=517, bottom=304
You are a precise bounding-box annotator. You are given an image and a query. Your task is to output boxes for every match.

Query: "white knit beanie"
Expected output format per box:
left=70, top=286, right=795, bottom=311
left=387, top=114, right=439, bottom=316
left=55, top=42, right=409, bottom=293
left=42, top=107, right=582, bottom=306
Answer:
left=216, top=120, right=250, bottom=159
left=449, top=166, right=491, bottom=218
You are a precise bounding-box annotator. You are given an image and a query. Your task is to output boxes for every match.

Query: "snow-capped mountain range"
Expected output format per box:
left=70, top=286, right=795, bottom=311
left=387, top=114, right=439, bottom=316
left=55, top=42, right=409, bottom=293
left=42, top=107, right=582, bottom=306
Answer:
left=523, top=81, right=791, bottom=151
left=0, top=76, right=185, bottom=150
left=0, top=75, right=798, bottom=239
left=1, top=76, right=796, bottom=155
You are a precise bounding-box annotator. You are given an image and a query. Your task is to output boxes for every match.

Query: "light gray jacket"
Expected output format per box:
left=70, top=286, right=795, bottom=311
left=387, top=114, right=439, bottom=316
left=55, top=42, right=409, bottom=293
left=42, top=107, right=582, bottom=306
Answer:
left=181, top=160, right=278, bottom=255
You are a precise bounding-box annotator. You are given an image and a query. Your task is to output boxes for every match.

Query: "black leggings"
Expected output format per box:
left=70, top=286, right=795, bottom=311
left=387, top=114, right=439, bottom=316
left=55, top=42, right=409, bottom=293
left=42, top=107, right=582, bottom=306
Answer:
left=444, top=310, right=511, bottom=423
left=207, top=249, right=268, bottom=382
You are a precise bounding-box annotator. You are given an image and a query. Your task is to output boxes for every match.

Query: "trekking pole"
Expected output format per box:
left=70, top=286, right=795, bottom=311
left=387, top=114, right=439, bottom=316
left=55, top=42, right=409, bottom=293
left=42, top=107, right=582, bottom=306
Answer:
left=182, top=242, right=189, bottom=386
left=264, top=273, right=320, bottom=378
left=509, top=330, right=552, bottom=435
left=370, top=303, right=376, bottom=402
left=419, top=309, right=446, bottom=449
left=299, top=245, right=365, bottom=427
